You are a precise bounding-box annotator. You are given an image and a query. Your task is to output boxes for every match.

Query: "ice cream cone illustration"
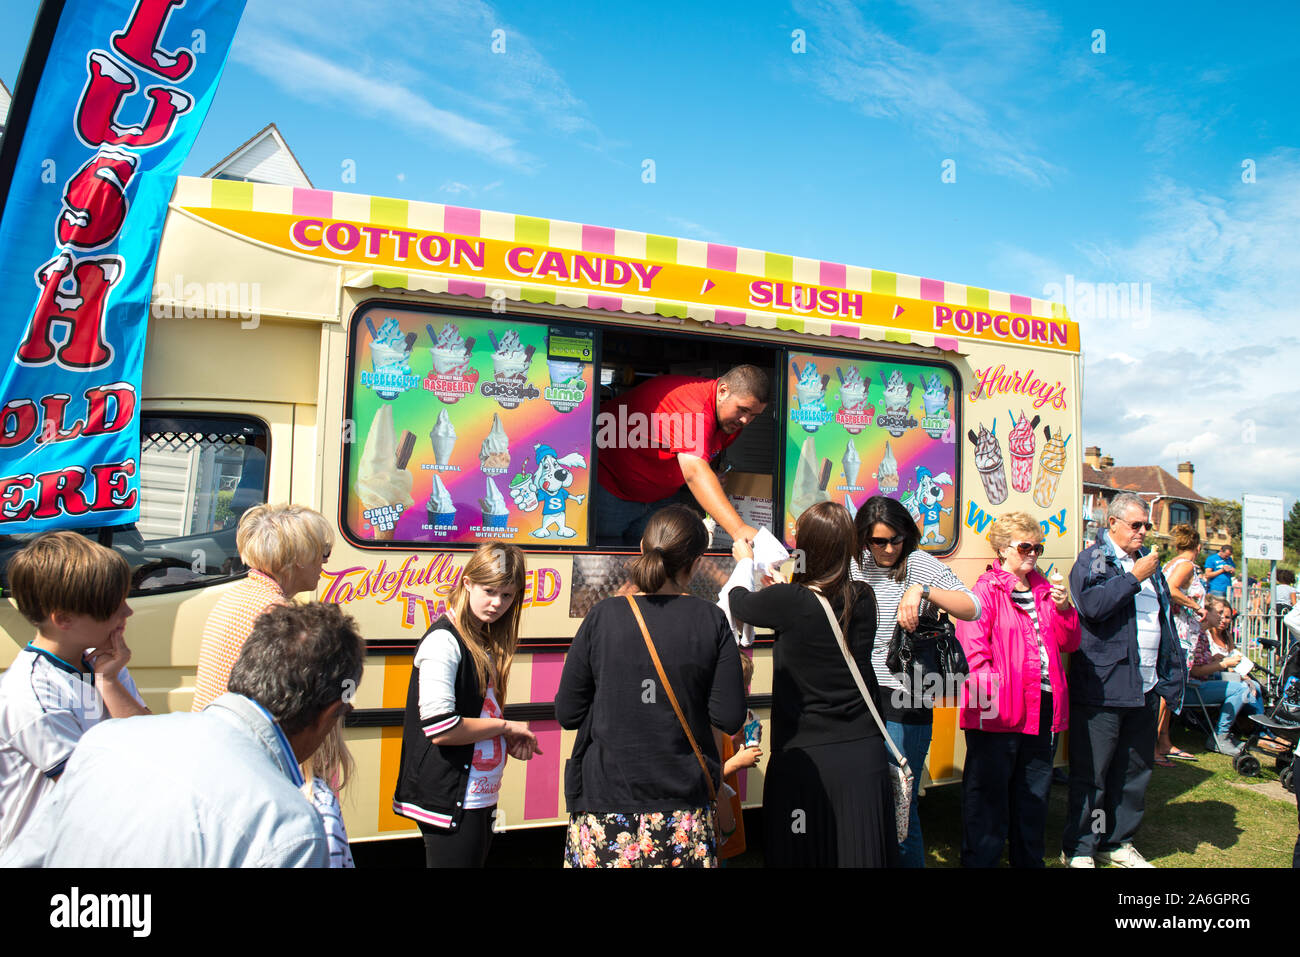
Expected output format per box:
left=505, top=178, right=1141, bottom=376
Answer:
left=1032, top=426, right=1068, bottom=508
left=431, top=409, right=457, bottom=467
left=479, top=476, right=510, bottom=528
left=791, top=436, right=832, bottom=516
left=427, top=474, right=457, bottom=530
left=969, top=420, right=1008, bottom=505
left=1007, top=410, right=1041, bottom=493
left=875, top=441, right=899, bottom=495
left=841, top=440, right=861, bottom=488
left=479, top=413, right=510, bottom=473
left=355, top=405, right=415, bottom=539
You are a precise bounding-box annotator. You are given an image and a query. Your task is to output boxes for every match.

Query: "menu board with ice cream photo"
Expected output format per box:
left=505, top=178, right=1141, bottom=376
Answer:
left=345, top=305, right=597, bottom=547
left=783, top=351, right=960, bottom=552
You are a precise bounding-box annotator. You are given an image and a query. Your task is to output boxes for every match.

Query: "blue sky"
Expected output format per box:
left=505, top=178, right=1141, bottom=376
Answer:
left=4, top=0, right=1298, bottom=512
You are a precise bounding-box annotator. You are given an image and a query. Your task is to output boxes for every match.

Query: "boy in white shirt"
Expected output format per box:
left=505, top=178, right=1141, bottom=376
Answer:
left=0, top=532, right=149, bottom=852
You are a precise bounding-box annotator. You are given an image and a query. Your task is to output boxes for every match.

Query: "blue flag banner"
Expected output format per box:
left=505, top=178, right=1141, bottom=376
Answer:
left=0, top=0, right=247, bottom=532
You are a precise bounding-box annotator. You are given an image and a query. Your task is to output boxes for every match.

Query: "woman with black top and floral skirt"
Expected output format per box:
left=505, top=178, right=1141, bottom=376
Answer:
left=556, top=505, right=745, bottom=867
left=729, top=501, right=897, bottom=867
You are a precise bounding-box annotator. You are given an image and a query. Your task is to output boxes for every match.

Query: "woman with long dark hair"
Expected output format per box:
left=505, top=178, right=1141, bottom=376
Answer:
left=729, top=501, right=895, bottom=866
left=393, top=543, right=540, bottom=867
left=556, top=504, right=745, bottom=867
left=850, top=495, right=980, bottom=867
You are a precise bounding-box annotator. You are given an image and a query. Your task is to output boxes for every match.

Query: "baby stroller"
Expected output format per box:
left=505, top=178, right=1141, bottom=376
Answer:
left=1234, top=635, right=1300, bottom=789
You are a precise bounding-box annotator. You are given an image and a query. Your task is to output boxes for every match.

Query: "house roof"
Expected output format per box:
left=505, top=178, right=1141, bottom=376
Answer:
left=1084, top=464, right=1207, bottom=504
left=202, top=122, right=312, bottom=188
left=0, top=78, right=12, bottom=135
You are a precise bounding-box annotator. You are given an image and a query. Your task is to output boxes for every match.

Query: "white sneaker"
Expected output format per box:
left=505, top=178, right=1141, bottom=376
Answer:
left=1060, top=851, right=1095, bottom=868
left=1096, top=844, right=1154, bottom=868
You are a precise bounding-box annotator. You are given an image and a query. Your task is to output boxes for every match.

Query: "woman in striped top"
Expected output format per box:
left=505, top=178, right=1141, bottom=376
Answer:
left=850, top=496, right=980, bottom=867
left=954, top=513, right=1079, bottom=867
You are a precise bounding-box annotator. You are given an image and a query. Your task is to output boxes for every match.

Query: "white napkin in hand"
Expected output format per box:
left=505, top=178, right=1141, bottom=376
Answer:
left=752, top=527, right=790, bottom=580
left=717, top=557, right=756, bottom=647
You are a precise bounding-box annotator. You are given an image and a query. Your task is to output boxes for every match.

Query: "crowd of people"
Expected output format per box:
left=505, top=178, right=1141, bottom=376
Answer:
left=0, top=490, right=1297, bottom=868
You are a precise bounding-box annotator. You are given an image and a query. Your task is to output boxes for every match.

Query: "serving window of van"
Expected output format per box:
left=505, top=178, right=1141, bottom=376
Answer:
left=783, top=349, right=961, bottom=553
left=593, top=327, right=780, bottom=551
left=342, top=302, right=599, bottom=548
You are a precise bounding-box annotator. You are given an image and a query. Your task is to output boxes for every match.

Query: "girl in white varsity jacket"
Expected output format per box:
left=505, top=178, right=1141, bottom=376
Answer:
left=393, top=544, right=541, bottom=867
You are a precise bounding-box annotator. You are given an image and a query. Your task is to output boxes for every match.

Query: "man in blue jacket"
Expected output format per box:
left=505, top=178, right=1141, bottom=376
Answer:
left=1061, top=493, right=1186, bottom=868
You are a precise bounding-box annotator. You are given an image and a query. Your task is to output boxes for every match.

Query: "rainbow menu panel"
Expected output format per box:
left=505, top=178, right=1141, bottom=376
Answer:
left=783, top=351, right=960, bottom=550
left=345, top=305, right=596, bottom=546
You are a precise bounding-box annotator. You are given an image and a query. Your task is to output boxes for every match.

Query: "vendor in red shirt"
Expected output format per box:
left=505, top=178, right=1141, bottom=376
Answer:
left=594, top=365, right=769, bottom=545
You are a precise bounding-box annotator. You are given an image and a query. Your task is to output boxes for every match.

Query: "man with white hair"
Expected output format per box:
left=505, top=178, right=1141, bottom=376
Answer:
left=1060, top=492, right=1186, bottom=869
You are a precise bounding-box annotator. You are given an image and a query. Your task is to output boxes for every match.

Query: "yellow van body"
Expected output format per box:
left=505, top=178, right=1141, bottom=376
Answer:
left=0, top=176, right=1082, bottom=843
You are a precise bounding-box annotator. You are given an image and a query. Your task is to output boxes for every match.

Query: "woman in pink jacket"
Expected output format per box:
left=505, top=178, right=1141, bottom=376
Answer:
left=956, top=512, right=1081, bottom=867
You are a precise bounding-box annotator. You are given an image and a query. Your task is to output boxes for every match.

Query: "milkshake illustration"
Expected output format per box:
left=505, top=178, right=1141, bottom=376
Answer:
left=547, top=358, right=583, bottom=388
left=920, top=372, right=950, bottom=417
left=882, top=370, right=912, bottom=415
left=508, top=463, right=539, bottom=511
left=431, top=323, right=471, bottom=373
left=479, top=476, right=510, bottom=528
left=1033, top=426, right=1069, bottom=508
left=367, top=316, right=416, bottom=399
left=426, top=474, right=457, bottom=529
left=480, top=413, right=510, bottom=473
left=969, top=420, right=1008, bottom=505
left=355, top=405, right=415, bottom=539
left=841, top=440, right=861, bottom=489
left=838, top=366, right=867, bottom=411
left=492, top=329, right=532, bottom=381
left=430, top=409, right=457, bottom=467
left=1007, top=410, right=1041, bottom=494
left=790, top=436, right=832, bottom=515
left=875, top=441, right=899, bottom=495
left=792, top=361, right=829, bottom=433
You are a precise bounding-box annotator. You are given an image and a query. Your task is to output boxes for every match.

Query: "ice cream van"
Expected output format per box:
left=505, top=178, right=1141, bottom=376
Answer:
left=0, top=175, right=1082, bottom=844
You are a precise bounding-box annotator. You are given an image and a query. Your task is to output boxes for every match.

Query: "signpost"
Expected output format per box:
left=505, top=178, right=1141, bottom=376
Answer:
left=1242, top=494, right=1285, bottom=643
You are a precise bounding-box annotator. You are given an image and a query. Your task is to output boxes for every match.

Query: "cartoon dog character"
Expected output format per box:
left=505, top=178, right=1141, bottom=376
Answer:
left=912, top=466, right=953, bottom=545
left=508, top=443, right=586, bottom=538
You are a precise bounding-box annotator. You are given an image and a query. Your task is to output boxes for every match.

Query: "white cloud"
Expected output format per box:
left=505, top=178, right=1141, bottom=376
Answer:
left=439, top=182, right=473, bottom=195
left=1000, top=151, right=1300, bottom=508
left=789, top=0, right=1061, bottom=186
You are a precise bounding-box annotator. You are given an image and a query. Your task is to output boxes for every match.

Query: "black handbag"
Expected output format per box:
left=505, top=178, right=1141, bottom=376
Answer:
left=886, top=612, right=968, bottom=704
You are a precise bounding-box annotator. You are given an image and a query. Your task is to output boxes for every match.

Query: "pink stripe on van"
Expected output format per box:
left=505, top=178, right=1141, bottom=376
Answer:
left=1009, top=294, right=1032, bottom=314
left=292, top=188, right=334, bottom=218
left=919, top=278, right=945, bottom=301
left=581, top=225, right=616, bottom=253
left=447, top=280, right=486, bottom=299
left=819, top=261, right=847, bottom=289
left=523, top=652, right=567, bottom=822
left=443, top=206, right=481, bottom=236
left=706, top=244, right=738, bottom=271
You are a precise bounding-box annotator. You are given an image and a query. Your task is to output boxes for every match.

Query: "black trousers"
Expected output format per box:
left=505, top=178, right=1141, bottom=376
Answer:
left=1061, top=690, right=1159, bottom=858
left=961, top=691, right=1055, bottom=868
left=419, top=807, right=496, bottom=868
left=1293, top=753, right=1299, bottom=870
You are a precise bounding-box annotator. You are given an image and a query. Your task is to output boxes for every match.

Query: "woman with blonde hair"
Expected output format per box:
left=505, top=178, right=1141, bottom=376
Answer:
left=955, top=512, right=1080, bottom=867
left=394, top=543, right=540, bottom=867
left=556, top=505, right=745, bottom=867
left=1156, top=524, right=1208, bottom=764
left=192, top=503, right=333, bottom=712
left=302, top=722, right=356, bottom=867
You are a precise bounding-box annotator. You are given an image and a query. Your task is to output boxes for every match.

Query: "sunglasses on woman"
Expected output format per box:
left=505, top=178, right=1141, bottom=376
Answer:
left=1009, top=541, right=1045, bottom=557
left=867, top=534, right=907, bottom=548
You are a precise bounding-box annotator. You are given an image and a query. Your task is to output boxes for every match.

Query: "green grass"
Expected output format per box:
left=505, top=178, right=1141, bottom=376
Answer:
left=917, top=724, right=1296, bottom=868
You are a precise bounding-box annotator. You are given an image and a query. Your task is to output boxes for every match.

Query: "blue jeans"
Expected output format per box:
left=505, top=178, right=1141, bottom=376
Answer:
left=592, top=482, right=685, bottom=545
left=884, top=718, right=933, bottom=868
left=1188, top=677, right=1264, bottom=735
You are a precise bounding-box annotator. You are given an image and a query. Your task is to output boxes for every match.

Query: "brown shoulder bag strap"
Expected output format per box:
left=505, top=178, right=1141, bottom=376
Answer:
left=625, top=594, right=717, bottom=804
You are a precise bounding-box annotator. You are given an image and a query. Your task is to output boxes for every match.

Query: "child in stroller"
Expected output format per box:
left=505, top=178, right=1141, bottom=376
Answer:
left=1231, top=612, right=1300, bottom=786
